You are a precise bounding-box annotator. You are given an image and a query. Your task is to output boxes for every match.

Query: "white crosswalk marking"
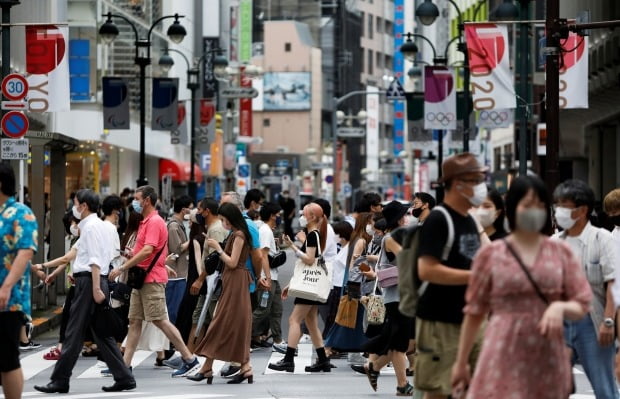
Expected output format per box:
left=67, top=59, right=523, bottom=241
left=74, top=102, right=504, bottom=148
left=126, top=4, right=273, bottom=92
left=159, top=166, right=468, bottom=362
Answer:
left=20, top=349, right=57, bottom=380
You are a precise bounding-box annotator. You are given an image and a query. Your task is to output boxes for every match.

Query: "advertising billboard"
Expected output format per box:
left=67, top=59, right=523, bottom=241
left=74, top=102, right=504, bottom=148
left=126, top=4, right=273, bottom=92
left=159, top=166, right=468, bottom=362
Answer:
left=263, top=72, right=311, bottom=111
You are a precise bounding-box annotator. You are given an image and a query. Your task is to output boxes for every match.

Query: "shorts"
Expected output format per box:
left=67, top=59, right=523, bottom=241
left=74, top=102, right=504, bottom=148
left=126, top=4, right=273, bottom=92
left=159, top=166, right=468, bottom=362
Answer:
left=128, top=283, right=169, bottom=322
left=414, top=318, right=483, bottom=396
left=0, top=311, right=25, bottom=372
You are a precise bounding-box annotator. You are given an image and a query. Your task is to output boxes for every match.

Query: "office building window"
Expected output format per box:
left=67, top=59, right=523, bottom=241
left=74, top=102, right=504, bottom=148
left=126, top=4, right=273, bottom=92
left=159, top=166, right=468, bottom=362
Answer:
left=368, top=14, right=373, bottom=39
left=361, top=12, right=365, bottom=36
left=263, top=119, right=270, bottom=127
left=376, top=17, right=382, bottom=33
left=376, top=51, right=383, bottom=69
left=285, top=42, right=291, bottom=52
left=368, top=49, right=374, bottom=74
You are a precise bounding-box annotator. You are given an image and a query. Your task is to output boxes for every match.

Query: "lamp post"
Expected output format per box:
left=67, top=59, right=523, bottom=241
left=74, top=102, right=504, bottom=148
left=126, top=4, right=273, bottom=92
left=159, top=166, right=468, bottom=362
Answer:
left=415, top=0, right=487, bottom=153
left=99, top=12, right=187, bottom=187
left=158, top=48, right=228, bottom=201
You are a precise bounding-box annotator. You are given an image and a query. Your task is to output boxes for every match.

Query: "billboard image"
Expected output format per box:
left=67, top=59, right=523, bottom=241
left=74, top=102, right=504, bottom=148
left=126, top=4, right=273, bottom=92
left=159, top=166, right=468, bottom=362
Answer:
left=263, top=72, right=311, bottom=110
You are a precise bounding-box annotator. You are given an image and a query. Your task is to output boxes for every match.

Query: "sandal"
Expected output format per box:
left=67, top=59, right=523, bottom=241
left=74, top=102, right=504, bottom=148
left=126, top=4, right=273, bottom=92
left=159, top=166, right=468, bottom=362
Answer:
left=364, top=362, right=380, bottom=392
left=396, top=382, right=414, bottom=396
left=43, top=347, right=61, bottom=360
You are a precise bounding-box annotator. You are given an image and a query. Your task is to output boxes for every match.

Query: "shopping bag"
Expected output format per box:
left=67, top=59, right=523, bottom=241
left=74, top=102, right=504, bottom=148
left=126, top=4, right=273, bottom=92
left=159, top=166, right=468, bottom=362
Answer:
left=288, top=257, right=332, bottom=303
left=334, top=294, right=358, bottom=329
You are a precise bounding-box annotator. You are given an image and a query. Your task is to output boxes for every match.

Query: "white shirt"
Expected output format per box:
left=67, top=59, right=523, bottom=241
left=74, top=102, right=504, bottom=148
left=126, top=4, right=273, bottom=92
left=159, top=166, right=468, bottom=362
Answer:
left=256, top=220, right=278, bottom=281
left=74, top=213, right=114, bottom=276
left=610, top=226, right=620, bottom=308
left=103, top=219, right=122, bottom=272
left=323, top=224, right=338, bottom=263
left=553, top=222, right=618, bottom=329
left=332, top=242, right=348, bottom=287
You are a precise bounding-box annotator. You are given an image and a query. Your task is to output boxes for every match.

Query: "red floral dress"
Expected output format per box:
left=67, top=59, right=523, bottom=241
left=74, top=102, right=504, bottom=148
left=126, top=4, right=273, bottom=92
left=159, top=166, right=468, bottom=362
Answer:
left=464, top=238, right=592, bottom=399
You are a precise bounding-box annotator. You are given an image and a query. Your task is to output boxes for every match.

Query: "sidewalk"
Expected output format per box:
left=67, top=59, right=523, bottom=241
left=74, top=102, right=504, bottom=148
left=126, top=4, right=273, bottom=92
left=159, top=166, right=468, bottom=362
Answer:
left=31, top=296, right=65, bottom=339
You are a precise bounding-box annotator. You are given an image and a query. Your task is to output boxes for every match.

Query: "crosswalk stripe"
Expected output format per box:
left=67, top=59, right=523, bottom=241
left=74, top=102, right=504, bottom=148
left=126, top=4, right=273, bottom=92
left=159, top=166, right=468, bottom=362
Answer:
left=20, top=349, right=57, bottom=380
left=76, top=350, right=152, bottom=379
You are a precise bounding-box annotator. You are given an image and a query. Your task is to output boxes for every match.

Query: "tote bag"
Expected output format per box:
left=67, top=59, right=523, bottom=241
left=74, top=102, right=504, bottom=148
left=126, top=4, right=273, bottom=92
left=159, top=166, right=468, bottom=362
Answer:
left=288, top=231, right=332, bottom=303
left=365, top=276, right=386, bottom=325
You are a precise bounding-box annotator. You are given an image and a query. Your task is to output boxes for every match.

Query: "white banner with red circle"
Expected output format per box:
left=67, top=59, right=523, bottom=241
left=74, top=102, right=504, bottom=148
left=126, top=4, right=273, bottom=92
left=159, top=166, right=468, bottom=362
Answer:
left=559, top=32, right=588, bottom=109
left=424, top=66, right=457, bottom=130
left=465, top=23, right=516, bottom=110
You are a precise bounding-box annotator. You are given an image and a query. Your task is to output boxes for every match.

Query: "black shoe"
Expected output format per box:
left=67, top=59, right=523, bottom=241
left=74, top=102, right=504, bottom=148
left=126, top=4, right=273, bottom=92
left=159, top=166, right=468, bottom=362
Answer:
left=350, top=364, right=366, bottom=375
left=268, top=358, right=295, bottom=373
left=220, top=365, right=241, bottom=378
left=305, top=359, right=332, bottom=372
left=34, top=381, right=69, bottom=394
left=187, top=371, right=213, bottom=384
left=101, top=380, right=136, bottom=392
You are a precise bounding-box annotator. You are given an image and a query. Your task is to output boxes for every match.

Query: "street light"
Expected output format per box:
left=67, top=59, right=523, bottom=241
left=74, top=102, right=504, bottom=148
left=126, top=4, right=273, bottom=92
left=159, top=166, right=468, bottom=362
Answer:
left=99, top=11, right=187, bottom=187
left=158, top=47, right=227, bottom=201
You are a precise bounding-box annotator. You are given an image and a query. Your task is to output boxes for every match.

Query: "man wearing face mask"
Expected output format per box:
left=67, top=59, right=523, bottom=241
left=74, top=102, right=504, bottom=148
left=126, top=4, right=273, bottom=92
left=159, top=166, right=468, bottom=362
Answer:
left=166, top=195, right=193, bottom=325
left=411, top=192, right=436, bottom=225
left=414, top=153, right=489, bottom=399
left=552, top=180, right=619, bottom=399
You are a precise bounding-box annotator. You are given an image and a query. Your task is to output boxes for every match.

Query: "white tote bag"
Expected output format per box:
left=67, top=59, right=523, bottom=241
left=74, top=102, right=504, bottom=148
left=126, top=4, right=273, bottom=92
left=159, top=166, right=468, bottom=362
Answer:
left=288, top=231, right=332, bottom=303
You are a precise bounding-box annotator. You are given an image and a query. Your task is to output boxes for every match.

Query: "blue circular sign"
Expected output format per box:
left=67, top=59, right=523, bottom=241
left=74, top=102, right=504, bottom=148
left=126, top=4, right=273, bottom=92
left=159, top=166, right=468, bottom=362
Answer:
left=1, top=111, right=29, bottom=139
left=325, top=175, right=333, bottom=184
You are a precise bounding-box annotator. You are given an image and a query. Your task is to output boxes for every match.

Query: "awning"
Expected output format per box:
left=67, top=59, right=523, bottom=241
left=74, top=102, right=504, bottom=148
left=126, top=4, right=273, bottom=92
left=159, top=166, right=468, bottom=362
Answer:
left=159, top=159, right=203, bottom=182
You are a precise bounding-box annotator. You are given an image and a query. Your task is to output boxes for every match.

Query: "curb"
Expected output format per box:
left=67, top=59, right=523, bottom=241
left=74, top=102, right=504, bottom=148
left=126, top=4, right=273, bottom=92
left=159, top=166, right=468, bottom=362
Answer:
left=31, top=307, right=63, bottom=339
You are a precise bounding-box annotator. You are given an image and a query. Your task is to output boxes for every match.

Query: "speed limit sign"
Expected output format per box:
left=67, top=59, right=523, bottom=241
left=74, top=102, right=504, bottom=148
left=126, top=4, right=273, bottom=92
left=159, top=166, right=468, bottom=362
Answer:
left=1, top=74, right=28, bottom=101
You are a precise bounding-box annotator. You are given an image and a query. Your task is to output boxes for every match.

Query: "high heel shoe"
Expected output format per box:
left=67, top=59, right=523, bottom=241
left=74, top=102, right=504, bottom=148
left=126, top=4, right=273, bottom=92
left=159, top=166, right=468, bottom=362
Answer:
left=364, top=362, right=380, bottom=392
left=186, top=370, right=213, bottom=384
left=227, top=369, right=253, bottom=384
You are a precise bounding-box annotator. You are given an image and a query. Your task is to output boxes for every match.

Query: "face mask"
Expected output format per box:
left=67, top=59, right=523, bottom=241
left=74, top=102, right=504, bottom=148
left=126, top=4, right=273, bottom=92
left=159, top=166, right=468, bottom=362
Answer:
left=404, top=215, right=418, bottom=226
left=72, top=205, right=82, bottom=220
left=132, top=199, right=143, bottom=214
left=516, top=208, right=547, bottom=233
left=299, top=215, right=308, bottom=228
left=276, top=216, right=282, bottom=226
left=464, top=182, right=487, bottom=207
left=554, top=206, right=577, bottom=230
left=366, top=224, right=375, bottom=236
left=610, top=215, right=620, bottom=227
left=69, top=224, right=79, bottom=237
left=476, top=208, right=496, bottom=228
left=183, top=213, right=191, bottom=220
left=411, top=207, right=424, bottom=218
left=195, top=214, right=205, bottom=225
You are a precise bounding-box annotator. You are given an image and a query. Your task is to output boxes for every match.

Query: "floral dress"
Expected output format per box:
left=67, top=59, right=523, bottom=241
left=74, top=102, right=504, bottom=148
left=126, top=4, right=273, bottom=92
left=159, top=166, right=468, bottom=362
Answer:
left=464, top=238, right=592, bottom=399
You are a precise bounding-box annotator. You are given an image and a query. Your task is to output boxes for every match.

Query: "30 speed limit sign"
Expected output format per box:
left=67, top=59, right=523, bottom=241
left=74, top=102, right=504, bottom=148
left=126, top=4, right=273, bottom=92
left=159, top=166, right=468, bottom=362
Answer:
left=1, top=74, right=28, bottom=101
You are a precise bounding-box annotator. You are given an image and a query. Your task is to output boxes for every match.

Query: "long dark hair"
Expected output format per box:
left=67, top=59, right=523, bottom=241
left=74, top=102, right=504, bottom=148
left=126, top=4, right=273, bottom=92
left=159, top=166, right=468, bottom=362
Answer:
left=218, top=202, right=252, bottom=245
left=351, top=212, right=373, bottom=243
left=487, top=186, right=508, bottom=236
left=121, top=207, right=143, bottom=251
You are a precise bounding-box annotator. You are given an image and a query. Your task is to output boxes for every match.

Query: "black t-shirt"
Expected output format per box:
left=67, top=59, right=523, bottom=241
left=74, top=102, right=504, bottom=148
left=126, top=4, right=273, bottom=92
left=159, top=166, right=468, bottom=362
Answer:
left=416, top=204, right=481, bottom=324
left=301, top=230, right=320, bottom=254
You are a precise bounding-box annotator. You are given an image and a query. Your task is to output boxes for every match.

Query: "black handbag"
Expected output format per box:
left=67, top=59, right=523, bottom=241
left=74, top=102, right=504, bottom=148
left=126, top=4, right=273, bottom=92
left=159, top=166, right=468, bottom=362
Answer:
left=93, top=303, right=126, bottom=340
left=126, top=243, right=166, bottom=289
left=268, top=251, right=287, bottom=268
left=204, top=251, right=222, bottom=275
left=110, top=281, right=132, bottom=303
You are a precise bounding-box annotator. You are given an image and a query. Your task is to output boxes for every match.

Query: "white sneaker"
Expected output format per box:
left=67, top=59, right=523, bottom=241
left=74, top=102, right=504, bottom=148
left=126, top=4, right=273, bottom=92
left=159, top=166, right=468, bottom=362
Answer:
left=299, top=334, right=312, bottom=344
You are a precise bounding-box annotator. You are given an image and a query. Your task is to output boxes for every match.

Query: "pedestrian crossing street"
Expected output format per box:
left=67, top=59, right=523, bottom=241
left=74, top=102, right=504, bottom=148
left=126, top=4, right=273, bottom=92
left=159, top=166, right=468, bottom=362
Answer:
left=7, top=343, right=595, bottom=399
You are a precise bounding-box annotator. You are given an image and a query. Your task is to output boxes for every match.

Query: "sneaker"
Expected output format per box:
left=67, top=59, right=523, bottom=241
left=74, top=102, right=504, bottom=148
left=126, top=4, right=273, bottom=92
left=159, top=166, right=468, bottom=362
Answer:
left=19, top=341, right=41, bottom=351
left=220, top=364, right=241, bottom=378
left=272, top=342, right=297, bottom=356
left=299, top=334, right=312, bottom=344
left=171, top=357, right=199, bottom=378
left=162, top=356, right=184, bottom=369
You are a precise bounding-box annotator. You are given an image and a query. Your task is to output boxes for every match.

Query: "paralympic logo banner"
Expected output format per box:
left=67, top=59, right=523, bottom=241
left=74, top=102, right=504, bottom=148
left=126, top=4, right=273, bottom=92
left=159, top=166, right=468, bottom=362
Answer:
left=102, top=77, right=129, bottom=130
left=25, top=25, right=70, bottom=112
left=424, top=66, right=456, bottom=130
left=465, top=23, right=516, bottom=110
left=559, top=32, right=588, bottom=109
left=476, top=109, right=514, bottom=129
left=152, top=78, right=179, bottom=131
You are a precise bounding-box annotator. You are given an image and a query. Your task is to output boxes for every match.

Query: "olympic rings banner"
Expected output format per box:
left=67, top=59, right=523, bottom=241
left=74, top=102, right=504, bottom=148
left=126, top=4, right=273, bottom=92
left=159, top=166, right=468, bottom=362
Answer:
left=465, top=23, right=516, bottom=110
left=559, top=32, right=588, bottom=109
left=476, top=109, right=513, bottom=129
left=424, top=66, right=457, bottom=130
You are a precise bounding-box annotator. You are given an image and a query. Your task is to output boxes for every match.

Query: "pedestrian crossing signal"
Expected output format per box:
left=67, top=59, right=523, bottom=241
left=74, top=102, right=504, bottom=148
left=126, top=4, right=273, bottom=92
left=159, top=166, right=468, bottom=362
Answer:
left=386, top=79, right=406, bottom=101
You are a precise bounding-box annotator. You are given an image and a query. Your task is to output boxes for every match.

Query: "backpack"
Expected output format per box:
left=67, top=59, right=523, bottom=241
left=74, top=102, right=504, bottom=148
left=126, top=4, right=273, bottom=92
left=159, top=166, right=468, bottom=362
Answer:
left=397, top=205, right=455, bottom=318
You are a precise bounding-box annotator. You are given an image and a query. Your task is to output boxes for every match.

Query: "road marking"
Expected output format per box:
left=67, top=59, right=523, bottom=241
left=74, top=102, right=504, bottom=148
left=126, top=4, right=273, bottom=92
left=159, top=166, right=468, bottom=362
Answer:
left=77, top=350, right=151, bottom=379
left=20, top=349, right=57, bottom=380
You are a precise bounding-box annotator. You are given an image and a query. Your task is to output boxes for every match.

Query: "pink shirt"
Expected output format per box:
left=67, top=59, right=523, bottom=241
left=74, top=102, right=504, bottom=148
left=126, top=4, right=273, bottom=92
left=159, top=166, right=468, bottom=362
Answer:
left=134, top=209, right=168, bottom=284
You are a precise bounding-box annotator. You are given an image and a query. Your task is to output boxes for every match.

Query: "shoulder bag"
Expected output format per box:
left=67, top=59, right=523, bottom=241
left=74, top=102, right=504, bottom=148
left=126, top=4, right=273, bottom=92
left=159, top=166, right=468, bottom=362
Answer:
left=126, top=242, right=167, bottom=290
left=288, top=230, right=333, bottom=303
left=365, top=275, right=386, bottom=325
left=375, top=235, right=399, bottom=288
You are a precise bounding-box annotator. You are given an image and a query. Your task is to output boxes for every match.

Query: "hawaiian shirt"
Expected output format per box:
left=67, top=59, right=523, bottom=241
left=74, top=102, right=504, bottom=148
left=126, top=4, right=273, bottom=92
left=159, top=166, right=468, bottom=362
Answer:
left=0, top=197, right=38, bottom=315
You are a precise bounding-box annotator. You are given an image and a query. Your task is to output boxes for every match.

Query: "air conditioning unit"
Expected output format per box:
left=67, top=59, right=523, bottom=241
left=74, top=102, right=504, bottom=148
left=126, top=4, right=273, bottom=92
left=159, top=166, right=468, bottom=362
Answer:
left=276, top=146, right=289, bottom=153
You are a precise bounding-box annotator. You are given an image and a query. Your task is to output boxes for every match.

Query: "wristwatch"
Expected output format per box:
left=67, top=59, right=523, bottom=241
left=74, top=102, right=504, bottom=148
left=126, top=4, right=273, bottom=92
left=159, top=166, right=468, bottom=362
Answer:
left=604, top=317, right=615, bottom=328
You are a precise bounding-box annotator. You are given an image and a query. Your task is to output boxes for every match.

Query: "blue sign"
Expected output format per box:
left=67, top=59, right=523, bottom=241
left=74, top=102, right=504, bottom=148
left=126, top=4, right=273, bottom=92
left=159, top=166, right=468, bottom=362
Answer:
left=200, top=153, right=211, bottom=171
left=1, top=111, right=28, bottom=138
left=275, top=159, right=289, bottom=168
left=238, top=163, right=250, bottom=178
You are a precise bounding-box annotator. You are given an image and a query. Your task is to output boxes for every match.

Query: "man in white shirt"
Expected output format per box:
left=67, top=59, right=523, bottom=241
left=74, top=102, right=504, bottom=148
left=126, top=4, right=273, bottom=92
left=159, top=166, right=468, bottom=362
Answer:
left=36, top=190, right=135, bottom=394
left=602, top=188, right=620, bottom=383
left=252, top=202, right=284, bottom=347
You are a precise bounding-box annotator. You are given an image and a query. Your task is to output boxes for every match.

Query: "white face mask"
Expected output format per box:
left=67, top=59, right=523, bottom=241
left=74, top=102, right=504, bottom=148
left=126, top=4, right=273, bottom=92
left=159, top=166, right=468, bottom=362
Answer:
left=69, top=224, right=79, bottom=237
left=475, top=208, right=496, bottom=228
left=72, top=205, right=82, bottom=220
left=555, top=206, right=577, bottom=230
left=466, top=182, right=488, bottom=207
left=299, top=215, right=308, bottom=228
left=365, top=224, right=375, bottom=236
left=404, top=215, right=418, bottom=226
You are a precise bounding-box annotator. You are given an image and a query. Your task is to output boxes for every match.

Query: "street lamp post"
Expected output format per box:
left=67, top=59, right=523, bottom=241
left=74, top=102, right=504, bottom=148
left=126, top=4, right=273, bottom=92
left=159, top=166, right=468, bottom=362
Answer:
left=159, top=48, right=228, bottom=201
left=99, top=12, right=187, bottom=187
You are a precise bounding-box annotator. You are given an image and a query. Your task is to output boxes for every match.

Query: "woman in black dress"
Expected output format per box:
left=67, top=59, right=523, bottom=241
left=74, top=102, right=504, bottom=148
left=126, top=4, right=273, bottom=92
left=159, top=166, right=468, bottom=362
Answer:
left=268, top=203, right=333, bottom=373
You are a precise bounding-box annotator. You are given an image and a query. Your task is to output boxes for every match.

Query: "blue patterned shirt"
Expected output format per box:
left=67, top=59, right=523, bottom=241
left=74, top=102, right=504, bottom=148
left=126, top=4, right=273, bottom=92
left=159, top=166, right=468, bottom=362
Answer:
left=0, top=197, right=38, bottom=315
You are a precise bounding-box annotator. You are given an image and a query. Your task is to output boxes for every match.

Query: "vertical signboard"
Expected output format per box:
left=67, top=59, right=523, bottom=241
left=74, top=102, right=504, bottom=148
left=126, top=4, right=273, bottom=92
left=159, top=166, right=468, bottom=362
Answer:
left=239, top=0, right=253, bottom=63
left=203, top=38, right=220, bottom=99
left=152, top=78, right=179, bottom=131
left=102, top=77, right=129, bottom=129
left=229, top=5, right=239, bottom=63
left=366, top=86, right=379, bottom=182
left=393, top=0, right=405, bottom=156
left=239, top=68, right=253, bottom=137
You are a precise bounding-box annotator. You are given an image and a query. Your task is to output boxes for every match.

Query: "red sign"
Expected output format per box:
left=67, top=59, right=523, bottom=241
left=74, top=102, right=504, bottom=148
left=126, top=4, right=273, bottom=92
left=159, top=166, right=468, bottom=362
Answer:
left=1, top=111, right=29, bottom=139
left=200, top=99, right=215, bottom=126
left=239, top=67, right=253, bottom=137
left=2, top=74, right=28, bottom=101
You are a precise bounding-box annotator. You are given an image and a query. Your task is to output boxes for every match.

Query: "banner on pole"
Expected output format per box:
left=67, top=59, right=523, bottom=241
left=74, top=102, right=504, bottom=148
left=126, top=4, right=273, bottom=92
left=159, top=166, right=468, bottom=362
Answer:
left=476, top=109, right=514, bottom=129
left=465, top=23, right=516, bottom=110
left=152, top=78, right=178, bottom=131
left=171, top=102, right=188, bottom=145
left=102, top=77, right=130, bottom=129
left=25, top=25, right=70, bottom=112
left=424, top=66, right=456, bottom=130
left=560, top=32, right=588, bottom=109
left=239, top=68, right=253, bottom=137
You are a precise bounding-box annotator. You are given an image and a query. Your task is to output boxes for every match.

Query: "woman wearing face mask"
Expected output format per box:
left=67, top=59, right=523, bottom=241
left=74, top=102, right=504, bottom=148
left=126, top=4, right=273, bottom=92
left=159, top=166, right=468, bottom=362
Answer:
left=269, top=203, right=333, bottom=373
left=451, top=176, right=592, bottom=399
left=474, top=187, right=508, bottom=241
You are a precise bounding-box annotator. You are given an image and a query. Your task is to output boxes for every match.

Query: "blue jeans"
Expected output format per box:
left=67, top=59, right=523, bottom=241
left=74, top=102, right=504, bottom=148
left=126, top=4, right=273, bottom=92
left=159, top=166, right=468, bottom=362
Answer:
left=165, top=279, right=187, bottom=324
left=565, top=315, right=619, bottom=399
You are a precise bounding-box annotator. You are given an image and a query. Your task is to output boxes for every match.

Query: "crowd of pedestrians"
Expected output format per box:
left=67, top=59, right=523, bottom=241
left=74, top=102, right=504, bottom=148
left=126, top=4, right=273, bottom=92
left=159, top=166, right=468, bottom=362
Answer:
left=4, top=152, right=620, bottom=399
